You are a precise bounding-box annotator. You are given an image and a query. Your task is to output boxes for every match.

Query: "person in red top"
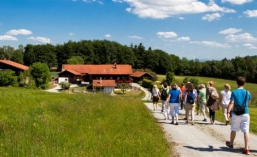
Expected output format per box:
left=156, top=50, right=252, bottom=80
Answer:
left=180, top=83, right=185, bottom=110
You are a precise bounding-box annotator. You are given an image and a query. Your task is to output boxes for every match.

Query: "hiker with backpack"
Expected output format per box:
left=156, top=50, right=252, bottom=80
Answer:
left=206, top=81, right=219, bottom=125
left=225, top=76, right=251, bottom=155
left=165, top=83, right=181, bottom=125
left=185, top=83, right=197, bottom=125
left=161, top=82, right=170, bottom=120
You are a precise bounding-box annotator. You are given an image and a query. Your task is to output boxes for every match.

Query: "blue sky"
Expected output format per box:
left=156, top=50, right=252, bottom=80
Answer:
left=0, top=0, right=257, bottom=60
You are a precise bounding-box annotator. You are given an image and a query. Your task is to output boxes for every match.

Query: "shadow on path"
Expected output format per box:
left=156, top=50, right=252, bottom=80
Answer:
left=184, top=145, right=243, bottom=155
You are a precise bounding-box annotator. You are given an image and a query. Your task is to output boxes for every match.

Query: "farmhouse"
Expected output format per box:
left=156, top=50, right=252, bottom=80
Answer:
left=59, top=63, right=133, bottom=92
left=130, top=71, right=153, bottom=83
left=0, top=60, right=29, bottom=75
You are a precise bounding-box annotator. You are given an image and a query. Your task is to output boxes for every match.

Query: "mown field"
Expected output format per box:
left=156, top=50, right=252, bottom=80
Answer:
left=158, top=75, right=257, bottom=133
left=0, top=88, right=171, bottom=156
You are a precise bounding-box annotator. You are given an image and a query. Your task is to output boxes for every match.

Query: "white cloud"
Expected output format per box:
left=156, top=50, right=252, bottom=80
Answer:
left=244, top=10, right=257, bottom=18
left=69, top=32, right=75, bottom=36
left=178, top=17, right=185, bottom=20
left=177, top=36, right=190, bottom=41
left=128, top=35, right=144, bottom=39
left=28, top=37, right=51, bottom=43
left=121, top=0, right=235, bottom=19
left=190, top=41, right=231, bottom=48
left=225, top=33, right=257, bottom=42
left=202, top=13, right=222, bottom=21
left=219, top=28, right=242, bottom=34
left=243, top=43, right=257, bottom=49
left=157, top=31, right=177, bottom=38
left=105, top=34, right=111, bottom=38
left=221, top=0, right=252, bottom=5
left=6, top=29, right=32, bottom=36
left=0, top=35, right=18, bottom=41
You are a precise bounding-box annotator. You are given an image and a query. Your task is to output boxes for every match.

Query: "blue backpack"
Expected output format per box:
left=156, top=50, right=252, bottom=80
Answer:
left=188, top=92, right=195, bottom=104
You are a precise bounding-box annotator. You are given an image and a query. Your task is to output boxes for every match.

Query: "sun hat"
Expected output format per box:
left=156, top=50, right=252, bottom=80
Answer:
left=200, top=84, right=205, bottom=88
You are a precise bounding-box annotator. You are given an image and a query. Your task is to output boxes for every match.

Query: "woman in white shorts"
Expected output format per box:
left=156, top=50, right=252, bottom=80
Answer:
left=220, top=84, right=231, bottom=125
left=166, top=83, right=181, bottom=125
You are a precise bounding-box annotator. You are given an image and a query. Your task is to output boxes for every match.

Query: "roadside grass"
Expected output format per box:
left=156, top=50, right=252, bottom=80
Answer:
left=158, top=75, right=257, bottom=134
left=0, top=87, right=171, bottom=156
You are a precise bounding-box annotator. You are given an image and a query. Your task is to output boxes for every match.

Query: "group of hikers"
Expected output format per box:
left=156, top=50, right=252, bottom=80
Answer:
left=151, top=76, right=251, bottom=155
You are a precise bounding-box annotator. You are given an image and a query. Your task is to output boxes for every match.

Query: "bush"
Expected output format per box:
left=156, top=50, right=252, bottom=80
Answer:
left=0, top=70, right=18, bottom=87
left=30, top=62, right=51, bottom=89
left=183, top=77, right=199, bottom=88
left=142, top=79, right=153, bottom=89
left=59, top=82, right=71, bottom=90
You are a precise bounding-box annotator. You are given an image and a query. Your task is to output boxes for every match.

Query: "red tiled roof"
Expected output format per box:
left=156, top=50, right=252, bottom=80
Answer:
left=60, top=69, right=81, bottom=75
left=93, top=79, right=116, bottom=87
left=0, top=60, right=29, bottom=71
left=130, top=71, right=147, bottom=78
left=62, top=64, right=133, bottom=75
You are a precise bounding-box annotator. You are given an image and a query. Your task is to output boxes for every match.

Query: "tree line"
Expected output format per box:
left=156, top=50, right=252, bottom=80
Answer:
left=1, top=40, right=257, bottom=83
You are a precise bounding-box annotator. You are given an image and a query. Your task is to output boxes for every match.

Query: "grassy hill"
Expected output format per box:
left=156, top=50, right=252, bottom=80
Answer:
left=0, top=88, right=171, bottom=156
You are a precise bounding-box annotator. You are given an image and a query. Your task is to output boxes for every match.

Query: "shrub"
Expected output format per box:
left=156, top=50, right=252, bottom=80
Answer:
left=183, top=77, right=199, bottom=88
left=0, top=70, right=18, bottom=87
left=30, top=62, right=51, bottom=89
left=59, top=82, right=71, bottom=90
left=142, top=79, right=153, bottom=89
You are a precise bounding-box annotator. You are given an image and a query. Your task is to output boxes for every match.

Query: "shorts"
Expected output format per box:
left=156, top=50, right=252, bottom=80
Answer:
left=231, top=113, right=250, bottom=133
left=169, top=103, right=179, bottom=116
left=153, top=96, right=159, bottom=103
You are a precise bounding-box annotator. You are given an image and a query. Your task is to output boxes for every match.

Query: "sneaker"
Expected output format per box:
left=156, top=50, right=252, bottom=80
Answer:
left=226, top=141, right=233, bottom=148
left=242, top=149, right=250, bottom=155
left=171, top=121, right=174, bottom=124
left=175, top=122, right=178, bottom=125
left=203, top=119, right=207, bottom=122
left=226, top=121, right=229, bottom=125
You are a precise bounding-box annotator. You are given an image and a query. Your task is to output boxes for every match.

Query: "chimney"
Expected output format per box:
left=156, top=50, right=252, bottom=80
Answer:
left=114, top=63, right=117, bottom=69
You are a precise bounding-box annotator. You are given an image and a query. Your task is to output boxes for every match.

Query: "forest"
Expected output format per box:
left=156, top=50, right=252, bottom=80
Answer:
left=1, top=39, right=257, bottom=83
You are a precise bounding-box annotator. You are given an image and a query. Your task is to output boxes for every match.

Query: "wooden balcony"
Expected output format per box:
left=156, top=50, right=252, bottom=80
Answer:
left=115, top=79, right=133, bottom=83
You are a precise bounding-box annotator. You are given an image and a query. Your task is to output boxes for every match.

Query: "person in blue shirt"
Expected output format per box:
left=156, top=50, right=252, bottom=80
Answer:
left=166, top=83, right=181, bottom=125
left=226, top=76, right=251, bottom=155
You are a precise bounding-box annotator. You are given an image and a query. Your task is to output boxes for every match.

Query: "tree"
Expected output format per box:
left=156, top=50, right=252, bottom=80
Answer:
left=11, top=49, right=24, bottom=64
left=30, top=62, right=51, bottom=89
left=166, top=71, right=175, bottom=85
left=67, top=56, right=84, bottom=64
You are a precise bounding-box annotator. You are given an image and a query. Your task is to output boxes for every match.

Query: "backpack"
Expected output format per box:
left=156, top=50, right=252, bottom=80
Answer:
left=188, top=92, right=195, bottom=104
left=161, top=88, right=168, bottom=100
left=211, top=88, right=219, bottom=100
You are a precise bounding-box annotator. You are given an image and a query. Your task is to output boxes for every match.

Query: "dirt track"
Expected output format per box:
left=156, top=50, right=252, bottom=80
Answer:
left=145, top=103, right=257, bottom=157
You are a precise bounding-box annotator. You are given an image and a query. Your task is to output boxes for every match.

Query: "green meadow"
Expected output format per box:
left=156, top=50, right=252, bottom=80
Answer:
left=158, top=75, right=257, bottom=133
left=0, top=88, right=170, bottom=156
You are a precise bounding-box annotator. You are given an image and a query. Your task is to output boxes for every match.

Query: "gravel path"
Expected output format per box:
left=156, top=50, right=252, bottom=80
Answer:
left=144, top=103, right=257, bottom=157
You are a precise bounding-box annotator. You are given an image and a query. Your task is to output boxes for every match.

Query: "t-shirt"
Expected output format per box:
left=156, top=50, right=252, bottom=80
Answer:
left=169, top=89, right=180, bottom=103
left=230, top=88, right=251, bottom=114
left=220, top=89, right=231, bottom=105
left=199, top=88, right=207, bottom=104
left=152, top=89, right=159, bottom=96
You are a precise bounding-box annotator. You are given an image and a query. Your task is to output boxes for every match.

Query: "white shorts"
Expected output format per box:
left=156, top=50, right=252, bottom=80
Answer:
left=231, top=113, right=250, bottom=133
left=169, top=103, right=179, bottom=116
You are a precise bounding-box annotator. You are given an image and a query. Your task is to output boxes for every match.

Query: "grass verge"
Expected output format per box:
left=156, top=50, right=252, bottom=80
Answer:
left=0, top=87, right=171, bottom=156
